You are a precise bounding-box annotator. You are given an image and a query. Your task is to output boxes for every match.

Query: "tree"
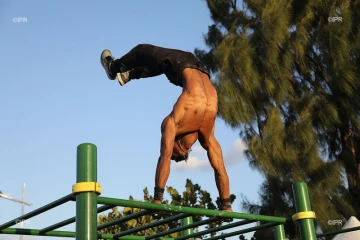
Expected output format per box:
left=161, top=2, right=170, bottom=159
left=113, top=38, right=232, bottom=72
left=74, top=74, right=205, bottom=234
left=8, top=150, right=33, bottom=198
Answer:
left=97, top=179, right=236, bottom=238
left=195, top=0, right=360, bottom=238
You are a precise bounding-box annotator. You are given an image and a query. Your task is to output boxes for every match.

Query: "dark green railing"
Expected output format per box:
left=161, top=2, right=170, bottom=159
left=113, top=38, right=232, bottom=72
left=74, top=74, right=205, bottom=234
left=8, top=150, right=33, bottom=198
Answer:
left=1, top=143, right=358, bottom=240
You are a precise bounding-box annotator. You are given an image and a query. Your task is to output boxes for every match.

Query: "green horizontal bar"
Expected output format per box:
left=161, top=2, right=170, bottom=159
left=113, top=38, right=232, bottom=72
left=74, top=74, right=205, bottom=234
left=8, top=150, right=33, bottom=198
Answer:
left=1, top=228, right=75, bottom=238
left=292, top=225, right=360, bottom=239
left=98, top=210, right=150, bottom=230
left=40, top=204, right=115, bottom=233
left=0, top=194, right=73, bottom=230
left=39, top=217, right=76, bottom=234
left=316, top=225, right=360, bottom=238
left=206, top=222, right=280, bottom=240
left=114, top=213, right=190, bottom=238
left=97, top=197, right=291, bottom=223
left=1, top=228, right=174, bottom=240
left=175, top=219, right=255, bottom=240
left=146, top=217, right=219, bottom=239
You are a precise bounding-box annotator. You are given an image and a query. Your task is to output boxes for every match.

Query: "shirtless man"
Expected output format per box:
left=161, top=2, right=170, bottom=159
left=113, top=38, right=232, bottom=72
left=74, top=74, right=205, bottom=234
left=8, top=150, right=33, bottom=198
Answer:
left=100, top=44, right=232, bottom=212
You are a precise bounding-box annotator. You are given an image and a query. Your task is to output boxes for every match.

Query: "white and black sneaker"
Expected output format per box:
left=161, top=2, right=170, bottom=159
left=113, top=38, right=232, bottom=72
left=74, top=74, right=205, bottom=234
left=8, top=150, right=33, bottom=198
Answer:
left=100, top=49, right=116, bottom=80
left=117, top=71, right=130, bottom=86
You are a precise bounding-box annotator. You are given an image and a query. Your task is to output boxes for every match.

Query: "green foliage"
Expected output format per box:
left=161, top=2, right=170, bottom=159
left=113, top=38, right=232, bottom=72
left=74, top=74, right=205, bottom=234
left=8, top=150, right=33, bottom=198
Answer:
left=97, top=179, right=236, bottom=238
left=197, top=0, right=360, bottom=239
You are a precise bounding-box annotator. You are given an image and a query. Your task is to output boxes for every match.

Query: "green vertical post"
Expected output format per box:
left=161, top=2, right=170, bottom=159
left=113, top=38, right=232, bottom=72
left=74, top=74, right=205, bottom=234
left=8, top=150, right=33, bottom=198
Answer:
left=75, top=143, right=98, bottom=240
left=292, top=182, right=316, bottom=240
left=274, top=225, right=286, bottom=240
left=181, top=216, right=194, bottom=240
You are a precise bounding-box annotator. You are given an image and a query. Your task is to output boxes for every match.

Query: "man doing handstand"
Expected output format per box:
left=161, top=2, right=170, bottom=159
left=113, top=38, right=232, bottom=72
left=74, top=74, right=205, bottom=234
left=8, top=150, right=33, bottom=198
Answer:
left=100, top=44, right=232, bottom=212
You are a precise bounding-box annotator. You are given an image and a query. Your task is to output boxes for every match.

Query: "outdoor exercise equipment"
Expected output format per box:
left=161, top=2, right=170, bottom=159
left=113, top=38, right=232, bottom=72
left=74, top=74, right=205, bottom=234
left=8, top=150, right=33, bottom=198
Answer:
left=1, top=143, right=359, bottom=239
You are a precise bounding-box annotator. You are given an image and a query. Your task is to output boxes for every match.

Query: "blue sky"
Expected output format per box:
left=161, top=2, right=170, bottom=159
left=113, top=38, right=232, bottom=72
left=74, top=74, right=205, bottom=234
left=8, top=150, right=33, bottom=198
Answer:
left=0, top=1, right=264, bottom=239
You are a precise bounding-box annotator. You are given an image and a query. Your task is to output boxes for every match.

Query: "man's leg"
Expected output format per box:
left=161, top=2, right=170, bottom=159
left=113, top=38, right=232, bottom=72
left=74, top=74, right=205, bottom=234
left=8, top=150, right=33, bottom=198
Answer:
left=100, top=44, right=162, bottom=85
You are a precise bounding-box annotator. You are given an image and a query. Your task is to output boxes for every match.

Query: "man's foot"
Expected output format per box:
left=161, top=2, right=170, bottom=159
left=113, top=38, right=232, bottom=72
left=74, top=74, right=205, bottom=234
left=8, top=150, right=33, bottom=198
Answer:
left=100, top=49, right=116, bottom=80
left=117, top=71, right=131, bottom=86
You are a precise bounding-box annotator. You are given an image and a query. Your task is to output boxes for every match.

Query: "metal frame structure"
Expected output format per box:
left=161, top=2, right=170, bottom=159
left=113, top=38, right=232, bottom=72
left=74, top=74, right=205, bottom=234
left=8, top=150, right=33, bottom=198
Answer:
left=1, top=143, right=359, bottom=240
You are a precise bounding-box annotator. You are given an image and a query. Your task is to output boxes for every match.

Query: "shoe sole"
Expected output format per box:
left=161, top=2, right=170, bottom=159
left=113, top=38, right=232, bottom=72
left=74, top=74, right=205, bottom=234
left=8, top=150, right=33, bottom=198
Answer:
left=100, top=49, right=116, bottom=80
left=117, top=73, right=125, bottom=86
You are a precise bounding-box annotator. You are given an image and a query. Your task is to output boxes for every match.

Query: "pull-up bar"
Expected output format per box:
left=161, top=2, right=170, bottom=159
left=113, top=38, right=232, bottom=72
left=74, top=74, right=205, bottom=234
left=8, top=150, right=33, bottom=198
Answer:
left=3, top=143, right=354, bottom=240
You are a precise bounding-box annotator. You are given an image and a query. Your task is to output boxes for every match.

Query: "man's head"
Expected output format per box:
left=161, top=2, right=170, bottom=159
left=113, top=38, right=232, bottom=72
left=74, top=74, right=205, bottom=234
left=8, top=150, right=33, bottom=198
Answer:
left=171, top=139, right=190, bottom=162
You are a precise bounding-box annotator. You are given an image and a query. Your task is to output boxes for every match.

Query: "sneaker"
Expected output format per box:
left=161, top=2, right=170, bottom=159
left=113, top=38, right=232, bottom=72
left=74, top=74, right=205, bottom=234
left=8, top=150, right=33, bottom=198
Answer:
left=117, top=71, right=130, bottom=86
left=100, top=49, right=116, bottom=80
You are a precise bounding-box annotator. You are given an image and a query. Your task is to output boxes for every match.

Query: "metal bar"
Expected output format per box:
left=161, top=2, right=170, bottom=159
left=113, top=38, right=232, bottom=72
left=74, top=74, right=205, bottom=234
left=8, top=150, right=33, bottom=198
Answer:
left=40, top=217, right=76, bottom=234
left=97, top=197, right=291, bottom=223
left=274, top=225, right=286, bottom=240
left=180, top=216, right=193, bottom=240
left=98, top=210, right=150, bottom=230
left=0, top=228, right=75, bottom=238
left=0, top=194, right=73, bottom=230
left=20, top=182, right=26, bottom=240
left=175, top=219, right=255, bottom=240
left=113, top=213, right=190, bottom=238
left=292, top=182, right=316, bottom=240
left=0, top=193, right=32, bottom=206
left=293, top=226, right=360, bottom=239
left=146, top=217, right=219, bottom=239
left=205, top=222, right=280, bottom=240
left=316, top=226, right=360, bottom=238
left=40, top=204, right=115, bottom=233
left=75, top=143, right=98, bottom=240
left=0, top=228, right=174, bottom=240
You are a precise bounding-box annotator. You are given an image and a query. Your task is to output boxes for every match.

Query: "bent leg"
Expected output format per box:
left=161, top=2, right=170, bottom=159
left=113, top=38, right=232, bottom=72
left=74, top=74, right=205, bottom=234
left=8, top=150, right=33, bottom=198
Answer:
left=111, top=44, right=161, bottom=77
left=112, top=44, right=147, bottom=72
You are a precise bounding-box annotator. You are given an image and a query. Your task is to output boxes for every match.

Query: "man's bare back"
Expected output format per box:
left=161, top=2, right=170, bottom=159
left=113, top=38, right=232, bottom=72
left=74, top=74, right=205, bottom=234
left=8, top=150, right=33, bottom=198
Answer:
left=100, top=44, right=232, bottom=212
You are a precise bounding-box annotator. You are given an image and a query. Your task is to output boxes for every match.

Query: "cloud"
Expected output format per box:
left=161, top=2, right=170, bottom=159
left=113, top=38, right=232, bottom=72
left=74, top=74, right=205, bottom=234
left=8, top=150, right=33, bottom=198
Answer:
left=224, top=139, right=247, bottom=165
left=173, top=156, right=212, bottom=171
left=173, top=139, right=247, bottom=171
left=190, top=145, right=203, bottom=153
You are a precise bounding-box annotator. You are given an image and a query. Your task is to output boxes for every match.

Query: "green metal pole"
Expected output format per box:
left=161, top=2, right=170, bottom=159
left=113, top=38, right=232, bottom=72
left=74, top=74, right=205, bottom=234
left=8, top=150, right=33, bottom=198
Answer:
left=292, top=182, right=316, bottom=240
left=274, top=225, right=286, bottom=240
left=204, top=222, right=280, bottom=240
left=75, top=143, right=98, bottom=240
left=175, top=219, right=255, bottom=240
left=98, top=210, right=150, bottom=230
left=97, top=197, right=291, bottom=223
left=181, top=216, right=194, bottom=240
left=40, top=204, right=115, bottom=233
left=316, top=225, right=360, bottom=238
left=1, top=228, right=174, bottom=240
left=146, top=217, right=219, bottom=239
left=113, top=213, right=190, bottom=238
left=0, top=194, right=73, bottom=230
